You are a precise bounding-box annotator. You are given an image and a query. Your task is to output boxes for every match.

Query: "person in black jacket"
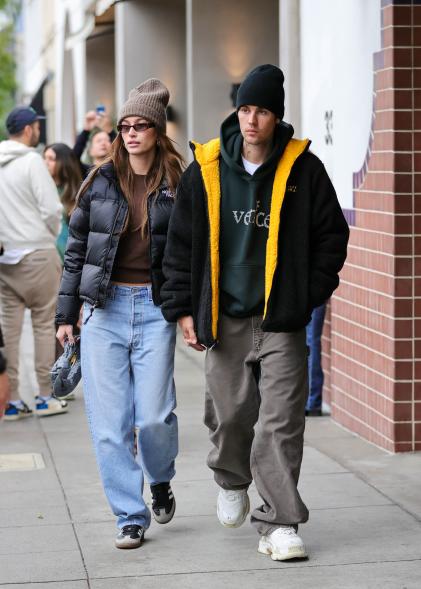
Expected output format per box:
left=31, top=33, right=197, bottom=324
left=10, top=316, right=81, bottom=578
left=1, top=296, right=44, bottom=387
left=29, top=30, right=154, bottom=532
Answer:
left=161, top=65, right=349, bottom=561
left=73, top=110, right=116, bottom=178
left=56, top=79, right=184, bottom=550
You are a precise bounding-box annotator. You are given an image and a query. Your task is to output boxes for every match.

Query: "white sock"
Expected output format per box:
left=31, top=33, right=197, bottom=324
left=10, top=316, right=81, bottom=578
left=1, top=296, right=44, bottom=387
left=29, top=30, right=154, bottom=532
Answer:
left=37, top=395, right=52, bottom=403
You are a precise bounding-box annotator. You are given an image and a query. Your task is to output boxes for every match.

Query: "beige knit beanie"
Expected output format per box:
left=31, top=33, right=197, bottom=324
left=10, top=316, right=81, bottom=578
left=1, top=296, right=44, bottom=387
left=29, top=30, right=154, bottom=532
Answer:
left=118, top=78, right=170, bottom=132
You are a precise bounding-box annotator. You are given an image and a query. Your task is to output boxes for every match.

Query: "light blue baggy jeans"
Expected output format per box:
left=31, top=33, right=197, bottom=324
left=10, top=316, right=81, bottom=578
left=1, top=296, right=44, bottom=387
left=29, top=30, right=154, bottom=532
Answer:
left=81, top=284, right=178, bottom=529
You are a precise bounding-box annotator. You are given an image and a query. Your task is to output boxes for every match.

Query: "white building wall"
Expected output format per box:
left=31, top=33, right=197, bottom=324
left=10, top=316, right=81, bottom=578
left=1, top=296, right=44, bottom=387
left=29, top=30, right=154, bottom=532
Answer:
left=300, top=0, right=382, bottom=209
left=54, top=0, right=90, bottom=144
left=279, top=0, right=301, bottom=135
left=86, top=30, right=115, bottom=116
left=115, top=0, right=186, bottom=150
left=21, top=0, right=45, bottom=100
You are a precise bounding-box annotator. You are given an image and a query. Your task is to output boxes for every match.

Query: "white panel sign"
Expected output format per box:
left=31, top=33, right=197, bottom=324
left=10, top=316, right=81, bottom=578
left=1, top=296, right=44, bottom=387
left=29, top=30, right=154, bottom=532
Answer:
left=300, top=0, right=382, bottom=210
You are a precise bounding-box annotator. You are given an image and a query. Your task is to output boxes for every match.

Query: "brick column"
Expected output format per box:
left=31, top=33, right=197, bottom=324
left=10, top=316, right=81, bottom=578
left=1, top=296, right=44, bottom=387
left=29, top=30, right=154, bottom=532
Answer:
left=326, top=0, right=420, bottom=452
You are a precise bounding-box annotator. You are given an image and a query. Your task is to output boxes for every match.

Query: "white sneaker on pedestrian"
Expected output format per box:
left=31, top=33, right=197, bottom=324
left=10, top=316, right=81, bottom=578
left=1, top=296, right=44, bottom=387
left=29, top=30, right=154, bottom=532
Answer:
left=115, top=525, right=144, bottom=549
left=217, top=488, right=250, bottom=528
left=258, top=526, right=307, bottom=561
left=35, top=396, right=68, bottom=417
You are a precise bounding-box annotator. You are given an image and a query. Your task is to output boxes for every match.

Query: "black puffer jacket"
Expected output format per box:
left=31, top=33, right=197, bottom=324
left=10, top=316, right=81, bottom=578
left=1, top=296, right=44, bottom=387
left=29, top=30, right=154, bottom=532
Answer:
left=161, top=138, right=349, bottom=347
left=55, top=162, right=175, bottom=325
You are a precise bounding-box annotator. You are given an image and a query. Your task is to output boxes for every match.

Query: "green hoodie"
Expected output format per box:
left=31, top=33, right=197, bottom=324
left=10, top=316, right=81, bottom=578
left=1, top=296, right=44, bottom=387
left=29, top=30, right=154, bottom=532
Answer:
left=219, top=112, right=293, bottom=317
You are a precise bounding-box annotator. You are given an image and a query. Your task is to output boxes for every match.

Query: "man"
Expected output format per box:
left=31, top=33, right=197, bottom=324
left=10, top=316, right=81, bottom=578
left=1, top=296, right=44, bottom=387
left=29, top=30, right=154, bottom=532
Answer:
left=0, top=106, right=68, bottom=420
left=0, top=326, right=10, bottom=418
left=161, top=64, right=349, bottom=560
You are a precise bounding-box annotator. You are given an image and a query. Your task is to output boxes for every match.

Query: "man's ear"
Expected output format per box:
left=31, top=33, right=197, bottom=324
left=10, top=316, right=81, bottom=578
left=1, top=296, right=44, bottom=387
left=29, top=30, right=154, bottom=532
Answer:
left=276, top=118, right=281, bottom=125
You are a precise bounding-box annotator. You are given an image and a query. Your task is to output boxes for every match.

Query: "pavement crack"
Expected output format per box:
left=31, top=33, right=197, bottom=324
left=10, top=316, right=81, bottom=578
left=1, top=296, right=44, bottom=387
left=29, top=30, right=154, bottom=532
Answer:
left=88, top=557, right=421, bottom=580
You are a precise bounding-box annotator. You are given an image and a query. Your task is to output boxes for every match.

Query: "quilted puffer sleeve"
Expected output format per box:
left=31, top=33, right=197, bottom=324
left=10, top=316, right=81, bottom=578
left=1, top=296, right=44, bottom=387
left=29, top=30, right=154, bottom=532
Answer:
left=160, top=164, right=195, bottom=322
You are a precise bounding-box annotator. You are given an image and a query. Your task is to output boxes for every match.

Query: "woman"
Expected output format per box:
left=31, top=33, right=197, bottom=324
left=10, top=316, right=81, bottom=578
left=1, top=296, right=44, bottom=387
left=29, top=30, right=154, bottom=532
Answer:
left=43, top=143, right=82, bottom=262
left=73, top=110, right=116, bottom=179
left=76, top=128, right=114, bottom=178
left=56, top=79, right=184, bottom=549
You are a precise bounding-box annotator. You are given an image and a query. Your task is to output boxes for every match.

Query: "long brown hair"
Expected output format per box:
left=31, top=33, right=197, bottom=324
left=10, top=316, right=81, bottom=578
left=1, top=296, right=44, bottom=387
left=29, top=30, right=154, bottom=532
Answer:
left=44, top=143, right=82, bottom=215
left=77, top=129, right=185, bottom=237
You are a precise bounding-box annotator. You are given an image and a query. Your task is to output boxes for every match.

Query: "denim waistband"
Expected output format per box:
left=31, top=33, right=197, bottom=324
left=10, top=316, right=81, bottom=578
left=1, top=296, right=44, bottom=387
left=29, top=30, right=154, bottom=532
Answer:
left=107, top=283, right=153, bottom=300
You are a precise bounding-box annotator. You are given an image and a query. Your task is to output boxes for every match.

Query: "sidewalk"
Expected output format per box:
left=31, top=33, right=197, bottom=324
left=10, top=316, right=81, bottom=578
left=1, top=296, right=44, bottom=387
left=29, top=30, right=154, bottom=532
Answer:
left=0, top=318, right=421, bottom=588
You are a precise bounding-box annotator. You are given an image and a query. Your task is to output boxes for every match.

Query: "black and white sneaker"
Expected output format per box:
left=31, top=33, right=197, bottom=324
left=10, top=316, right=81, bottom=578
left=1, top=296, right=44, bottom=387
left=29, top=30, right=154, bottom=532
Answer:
left=115, top=524, right=144, bottom=549
left=150, top=482, right=176, bottom=524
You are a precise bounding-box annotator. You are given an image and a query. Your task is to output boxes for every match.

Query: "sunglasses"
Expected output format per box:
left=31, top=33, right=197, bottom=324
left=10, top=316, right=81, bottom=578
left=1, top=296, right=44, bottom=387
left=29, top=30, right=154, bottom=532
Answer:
left=117, top=122, right=156, bottom=134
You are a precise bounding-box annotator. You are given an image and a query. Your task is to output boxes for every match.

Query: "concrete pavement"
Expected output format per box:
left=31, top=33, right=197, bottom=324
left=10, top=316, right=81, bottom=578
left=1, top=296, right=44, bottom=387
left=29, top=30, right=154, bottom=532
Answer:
left=0, top=316, right=421, bottom=588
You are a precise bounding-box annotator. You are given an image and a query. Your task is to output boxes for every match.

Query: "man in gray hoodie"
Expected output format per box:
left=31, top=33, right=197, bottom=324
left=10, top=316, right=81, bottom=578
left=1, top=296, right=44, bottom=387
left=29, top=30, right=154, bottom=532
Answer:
left=0, top=106, right=68, bottom=420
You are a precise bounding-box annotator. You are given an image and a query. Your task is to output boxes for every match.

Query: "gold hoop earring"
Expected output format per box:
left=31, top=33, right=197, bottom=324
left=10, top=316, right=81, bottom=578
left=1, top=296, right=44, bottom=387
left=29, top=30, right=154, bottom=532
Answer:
left=157, top=139, right=160, bottom=147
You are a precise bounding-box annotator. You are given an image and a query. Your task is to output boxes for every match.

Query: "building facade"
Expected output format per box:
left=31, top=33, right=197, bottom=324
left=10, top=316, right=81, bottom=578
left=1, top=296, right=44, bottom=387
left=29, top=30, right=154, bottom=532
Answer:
left=16, top=0, right=420, bottom=452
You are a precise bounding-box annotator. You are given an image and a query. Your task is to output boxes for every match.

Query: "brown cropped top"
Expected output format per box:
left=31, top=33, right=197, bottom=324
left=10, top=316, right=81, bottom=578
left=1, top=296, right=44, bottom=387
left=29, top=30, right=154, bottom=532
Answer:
left=111, top=174, right=151, bottom=284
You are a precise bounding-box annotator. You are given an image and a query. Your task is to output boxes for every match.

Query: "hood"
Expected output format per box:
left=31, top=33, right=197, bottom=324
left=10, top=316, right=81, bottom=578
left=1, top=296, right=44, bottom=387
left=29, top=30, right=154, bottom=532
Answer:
left=0, top=140, right=34, bottom=166
left=219, top=111, right=294, bottom=180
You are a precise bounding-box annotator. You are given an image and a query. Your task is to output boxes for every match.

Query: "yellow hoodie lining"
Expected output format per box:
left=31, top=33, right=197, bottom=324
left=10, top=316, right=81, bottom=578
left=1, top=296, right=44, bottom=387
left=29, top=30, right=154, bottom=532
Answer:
left=264, top=138, right=311, bottom=316
left=193, top=137, right=310, bottom=340
left=192, top=139, right=221, bottom=340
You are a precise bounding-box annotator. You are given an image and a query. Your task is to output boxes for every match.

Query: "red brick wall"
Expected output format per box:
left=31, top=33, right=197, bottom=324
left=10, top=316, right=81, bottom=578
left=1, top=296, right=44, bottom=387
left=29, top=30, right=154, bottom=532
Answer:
left=324, top=1, right=420, bottom=452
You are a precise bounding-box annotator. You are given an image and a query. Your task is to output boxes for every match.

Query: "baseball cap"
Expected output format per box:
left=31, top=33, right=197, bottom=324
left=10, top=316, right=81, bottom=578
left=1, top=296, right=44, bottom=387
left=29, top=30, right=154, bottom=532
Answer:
left=6, top=106, right=46, bottom=135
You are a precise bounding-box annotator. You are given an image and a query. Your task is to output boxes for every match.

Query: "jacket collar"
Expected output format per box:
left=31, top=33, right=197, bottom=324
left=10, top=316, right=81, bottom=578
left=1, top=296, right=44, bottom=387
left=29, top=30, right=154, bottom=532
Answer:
left=97, top=161, right=171, bottom=193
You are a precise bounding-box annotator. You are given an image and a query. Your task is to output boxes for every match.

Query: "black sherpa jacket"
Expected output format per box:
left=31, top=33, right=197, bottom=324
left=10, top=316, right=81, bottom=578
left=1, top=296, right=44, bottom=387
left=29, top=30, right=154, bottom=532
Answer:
left=160, top=136, right=349, bottom=348
left=55, top=162, right=175, bottom=325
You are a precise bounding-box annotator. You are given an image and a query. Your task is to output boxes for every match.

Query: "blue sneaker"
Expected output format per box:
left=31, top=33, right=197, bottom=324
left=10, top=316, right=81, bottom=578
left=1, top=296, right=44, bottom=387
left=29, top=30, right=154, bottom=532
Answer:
left=35, top=395, right=68, bottom=417
left=3, top=401, right=33, bottom=421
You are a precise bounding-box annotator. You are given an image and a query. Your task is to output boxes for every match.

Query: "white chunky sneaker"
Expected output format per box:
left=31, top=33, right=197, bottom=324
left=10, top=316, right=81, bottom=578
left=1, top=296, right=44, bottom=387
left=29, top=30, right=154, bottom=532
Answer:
left=258, top=526, right=307, bottom=561
left=217, top=488, right=250, bottom=528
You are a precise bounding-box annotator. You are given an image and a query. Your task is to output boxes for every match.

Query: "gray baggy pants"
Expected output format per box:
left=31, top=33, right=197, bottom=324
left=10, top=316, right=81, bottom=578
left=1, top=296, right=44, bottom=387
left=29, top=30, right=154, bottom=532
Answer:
left=205, top=313, right=309, bottom=535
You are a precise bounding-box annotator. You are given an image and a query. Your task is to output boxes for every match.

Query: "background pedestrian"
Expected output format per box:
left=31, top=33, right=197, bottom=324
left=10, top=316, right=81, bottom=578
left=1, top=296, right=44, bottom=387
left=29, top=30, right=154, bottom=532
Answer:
left=0, top=106, right=68, bottom=420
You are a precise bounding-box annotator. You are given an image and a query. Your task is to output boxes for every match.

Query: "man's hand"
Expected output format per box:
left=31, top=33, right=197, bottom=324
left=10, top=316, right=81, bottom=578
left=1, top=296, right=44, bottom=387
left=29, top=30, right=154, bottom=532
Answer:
left=0, top=372, right=10, bottom=419
left=56, top=325, right=75, bottom=347
left=178, top=316, right=205, bottom=351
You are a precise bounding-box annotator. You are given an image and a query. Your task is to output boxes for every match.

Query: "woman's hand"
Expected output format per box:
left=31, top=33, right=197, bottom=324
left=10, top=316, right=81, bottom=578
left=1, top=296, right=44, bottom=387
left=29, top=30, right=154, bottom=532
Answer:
left=56, top=325, right=74, bottom=347
left=177, top=316, right=206, bottom=351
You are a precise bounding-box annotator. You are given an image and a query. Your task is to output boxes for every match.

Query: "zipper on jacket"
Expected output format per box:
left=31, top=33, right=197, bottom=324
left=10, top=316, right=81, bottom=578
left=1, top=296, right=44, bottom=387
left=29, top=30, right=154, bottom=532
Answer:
left=93, top=199, right=125, bottom=308
left=146, top=192, right=154, bottom=297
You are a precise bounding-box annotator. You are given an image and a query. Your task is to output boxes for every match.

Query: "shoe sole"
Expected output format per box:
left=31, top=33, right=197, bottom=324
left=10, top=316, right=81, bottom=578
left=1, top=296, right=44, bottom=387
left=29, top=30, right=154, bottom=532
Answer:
left=258, top=539, right=307, bottom=561
left=217, top=494, right=250, bottom=528
left=35, top=407, right=68, bottom=418
left=3, top=412, right=33, bottom=422
left=153, top=498, right=176, bottom=524
left=115, top=538, right=143, bottom=549
left=56, top=392, right=76, bottom=401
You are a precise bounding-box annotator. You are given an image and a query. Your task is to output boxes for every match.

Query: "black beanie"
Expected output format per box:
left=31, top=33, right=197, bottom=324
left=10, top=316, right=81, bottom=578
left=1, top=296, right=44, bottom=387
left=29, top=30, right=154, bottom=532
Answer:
left=236, top=64, right=285, bottom=120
